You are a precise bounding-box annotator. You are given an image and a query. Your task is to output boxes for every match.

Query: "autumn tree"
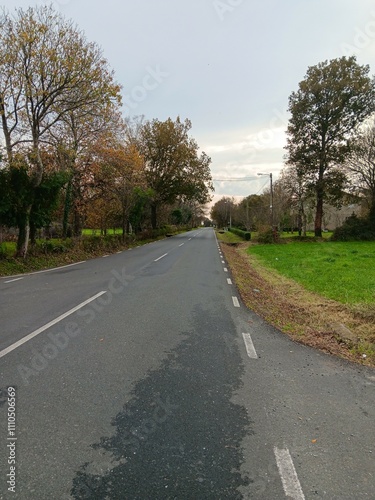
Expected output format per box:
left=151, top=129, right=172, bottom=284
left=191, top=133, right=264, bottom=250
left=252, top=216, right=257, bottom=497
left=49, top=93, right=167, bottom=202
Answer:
left=0, top=5, right=121, bottom=255
left=91, top=137, right=146, bottom=240
left=140, top=117, right=213, bottom=228
left=285, top=56, right=375, bottom=237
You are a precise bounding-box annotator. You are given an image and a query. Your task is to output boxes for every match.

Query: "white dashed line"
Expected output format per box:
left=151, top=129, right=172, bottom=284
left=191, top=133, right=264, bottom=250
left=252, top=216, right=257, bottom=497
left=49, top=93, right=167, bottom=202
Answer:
left=0, top=291, right=107, bottom=359
left=227, top=279, right=232, bottom=285
left=102, top=255, right=110, bottom=258
left=224, top=268, right=228, bottom=272
left=179, top=243, right=184, bottom=247
left=4, top=278, right=24, bottom=284
left=221, top=260, right=225, bottom=264
left=154, top=253, right=168, bottom=262
left=242, top=333, right=258, bottom=359
left=232, top=297, right=240, bottom=308
left=274, top=448, right=305, bottom=500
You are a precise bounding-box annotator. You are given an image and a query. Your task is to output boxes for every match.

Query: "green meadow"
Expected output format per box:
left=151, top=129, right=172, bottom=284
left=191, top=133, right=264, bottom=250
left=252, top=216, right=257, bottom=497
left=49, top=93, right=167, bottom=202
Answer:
left=248, top=241, right=375, bottom=305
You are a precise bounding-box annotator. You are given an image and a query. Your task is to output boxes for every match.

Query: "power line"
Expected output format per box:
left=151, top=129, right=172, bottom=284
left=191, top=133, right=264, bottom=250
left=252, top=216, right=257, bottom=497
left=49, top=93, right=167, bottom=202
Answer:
left=212, top=176, right=257, bottom=182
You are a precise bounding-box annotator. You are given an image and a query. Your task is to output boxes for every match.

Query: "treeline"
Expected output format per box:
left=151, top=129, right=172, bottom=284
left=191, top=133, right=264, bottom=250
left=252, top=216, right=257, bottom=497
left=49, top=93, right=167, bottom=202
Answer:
left=0, top=6, right=213, bottom=258
left=212, top=56, right=375, bottom=240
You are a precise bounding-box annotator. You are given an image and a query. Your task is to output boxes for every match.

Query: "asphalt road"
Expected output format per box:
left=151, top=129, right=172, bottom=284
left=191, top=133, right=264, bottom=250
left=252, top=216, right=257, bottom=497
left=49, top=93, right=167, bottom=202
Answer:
left=0, top=228, right=374, bottom=499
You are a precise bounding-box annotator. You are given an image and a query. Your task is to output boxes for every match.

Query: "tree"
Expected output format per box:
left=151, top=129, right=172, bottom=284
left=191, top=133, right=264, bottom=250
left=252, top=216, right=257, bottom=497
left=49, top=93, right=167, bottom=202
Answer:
left=285, top=56, right=375, bottom=236
left=91, top=137, right=146, bottom=240
left=140, top=117, right=213, bottom=228
left=345, top=120, right=375, bottom=225
left=0, top=5, right=121, bottom=255
left=210, top=197, right=235, bottom=228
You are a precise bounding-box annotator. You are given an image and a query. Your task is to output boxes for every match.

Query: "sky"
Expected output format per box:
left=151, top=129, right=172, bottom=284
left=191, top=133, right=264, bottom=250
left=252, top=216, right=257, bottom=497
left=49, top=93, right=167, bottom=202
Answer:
left=3, top=0, right=375, bottom=204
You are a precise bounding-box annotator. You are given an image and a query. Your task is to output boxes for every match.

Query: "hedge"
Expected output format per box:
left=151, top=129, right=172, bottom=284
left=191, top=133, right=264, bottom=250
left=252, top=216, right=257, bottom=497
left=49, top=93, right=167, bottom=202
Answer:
left=228, top=227, right=251, bottom=241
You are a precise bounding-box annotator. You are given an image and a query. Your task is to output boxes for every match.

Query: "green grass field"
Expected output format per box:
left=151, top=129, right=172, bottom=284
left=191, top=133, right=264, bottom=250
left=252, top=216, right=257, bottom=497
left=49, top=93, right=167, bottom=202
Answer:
left=216, top=230, right=244, bottom=244
left=248, top=241, right=375, bottom=305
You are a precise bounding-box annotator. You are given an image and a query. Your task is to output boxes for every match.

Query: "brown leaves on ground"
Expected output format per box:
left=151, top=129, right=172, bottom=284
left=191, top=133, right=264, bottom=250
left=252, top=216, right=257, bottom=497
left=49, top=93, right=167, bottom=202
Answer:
left=221, top=242, right=375, bottom=367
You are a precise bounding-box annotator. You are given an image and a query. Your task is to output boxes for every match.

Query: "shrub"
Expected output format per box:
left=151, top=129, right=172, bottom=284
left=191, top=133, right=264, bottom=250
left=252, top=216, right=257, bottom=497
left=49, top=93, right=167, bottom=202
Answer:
left=257, top=226, right=280, bottom=244
left=228, top=227, right=251, bottom=241
left=331, top=214, right=375, bottom=241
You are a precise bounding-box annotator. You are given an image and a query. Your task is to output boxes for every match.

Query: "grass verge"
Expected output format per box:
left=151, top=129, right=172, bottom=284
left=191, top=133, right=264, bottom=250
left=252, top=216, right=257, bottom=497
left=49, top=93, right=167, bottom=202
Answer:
left=220, top=240, right=375, bottom=367
left=0, top=230, right=190, bottom=277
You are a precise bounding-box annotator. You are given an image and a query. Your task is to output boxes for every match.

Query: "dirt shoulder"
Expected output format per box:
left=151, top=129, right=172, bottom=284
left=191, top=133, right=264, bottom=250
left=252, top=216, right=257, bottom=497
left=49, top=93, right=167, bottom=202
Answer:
left=221, top=241, right=375, bottom=368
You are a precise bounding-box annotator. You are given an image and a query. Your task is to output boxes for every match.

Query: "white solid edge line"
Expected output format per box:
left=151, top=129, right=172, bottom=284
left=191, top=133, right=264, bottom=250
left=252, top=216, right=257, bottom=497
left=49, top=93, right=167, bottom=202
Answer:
left=274, top=448, right=306, bottom=500
left=154, top=253, right=168, bottom=262
left=242, top=333, right=258, bottom=359
left=227, top=278, right=232, bottom=285
left=0, top=291, right=107, bottom=359
left=4, top=278, right=24, bottom=284
left=232, top=296, right=240, bottom=308
left=1, top=261, right=86, bottom=280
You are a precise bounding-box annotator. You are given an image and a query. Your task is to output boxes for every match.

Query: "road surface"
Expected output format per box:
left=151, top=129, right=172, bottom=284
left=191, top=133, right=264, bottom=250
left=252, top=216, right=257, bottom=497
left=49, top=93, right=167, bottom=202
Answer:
left=0, top=228, right=374, bottom=499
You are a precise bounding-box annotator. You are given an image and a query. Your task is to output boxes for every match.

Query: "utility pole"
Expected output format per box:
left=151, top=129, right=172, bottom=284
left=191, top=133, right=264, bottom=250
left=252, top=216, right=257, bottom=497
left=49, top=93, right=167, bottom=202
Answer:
left=257, top=172, right=273, bottom=228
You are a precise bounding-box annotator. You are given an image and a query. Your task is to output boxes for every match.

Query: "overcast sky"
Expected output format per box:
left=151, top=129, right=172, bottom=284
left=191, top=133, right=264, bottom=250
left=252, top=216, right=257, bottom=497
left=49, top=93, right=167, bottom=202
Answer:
left=4, top=0, right=375, bottom=203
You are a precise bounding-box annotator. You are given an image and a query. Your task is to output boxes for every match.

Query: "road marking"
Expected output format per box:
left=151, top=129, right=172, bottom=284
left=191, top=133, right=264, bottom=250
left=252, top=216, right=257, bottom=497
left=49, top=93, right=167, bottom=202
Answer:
left=154, top=253, right=168, bottom=262
left=117, top=251, right=122, bottom=254
left=274, top=448, right=305, bottom=500
left=189, top=238, right=192, bottom=241
left=1, top=261, right=86, bottom=280
left=102, top=255, right=110, bottom=258
left=179, top=243, right=185, bottom=247
left=232, top=296, right=240, bottom=307
left=224, top=268, right=228, bottom=272
left=242, top=333, right=258, bottom=358
left=227, top=278, right=232, bottom=285
left=4, top=278, right=24, bottom=284
left=221, top=260, right=225, bottom=264
left=0, top=292, right=107, bottom=359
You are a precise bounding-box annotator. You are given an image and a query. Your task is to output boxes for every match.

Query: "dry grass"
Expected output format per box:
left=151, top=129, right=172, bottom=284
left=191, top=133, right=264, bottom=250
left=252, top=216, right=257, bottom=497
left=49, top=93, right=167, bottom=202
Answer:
left=222, top=242, right=375, bottom=367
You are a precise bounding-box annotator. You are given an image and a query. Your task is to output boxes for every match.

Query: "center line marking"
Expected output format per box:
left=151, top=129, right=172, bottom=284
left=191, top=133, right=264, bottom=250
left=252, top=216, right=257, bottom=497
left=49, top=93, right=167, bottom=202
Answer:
left=274, top=448, right=305, bottom=500
left=4, top=278, right=24, bottom=284
left=0, top=291, right=107, bottom=359
left=242, top=333, right=258, bottom=358
left=154, top=253, right=168, bottom=262
left=179, top=243, right=184, bottom=247
left=232, top=296, right=240, bottom=307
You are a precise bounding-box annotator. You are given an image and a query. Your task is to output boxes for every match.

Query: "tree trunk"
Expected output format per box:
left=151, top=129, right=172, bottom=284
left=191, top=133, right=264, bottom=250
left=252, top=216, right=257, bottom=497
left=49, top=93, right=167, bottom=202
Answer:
left=30, top=222, right=37, bottom=246
left=73, top=206, right=82, bottom=237
left=63, top=177, right=73, bottom=238
left=16, top=207, right=31, bottom=258
left=151, top=203, right=157, bottom=229
left=315, top=168, right=324, bottom=237
left=315, top=196, right=323, bottom=237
